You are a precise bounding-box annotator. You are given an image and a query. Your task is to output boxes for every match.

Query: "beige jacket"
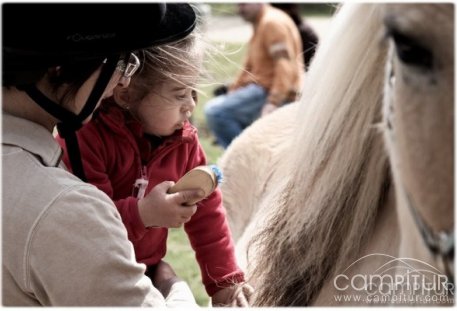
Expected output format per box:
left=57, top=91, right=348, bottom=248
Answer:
left=2, top=113, right=196, bottom=307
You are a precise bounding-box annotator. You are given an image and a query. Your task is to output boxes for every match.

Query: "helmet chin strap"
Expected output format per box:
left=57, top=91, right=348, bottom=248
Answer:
left=20, top=55, right=120, bottom=181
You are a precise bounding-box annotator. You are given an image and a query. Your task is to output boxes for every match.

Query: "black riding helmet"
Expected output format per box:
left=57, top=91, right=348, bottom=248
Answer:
left=3, top=3, right=197, bottom=181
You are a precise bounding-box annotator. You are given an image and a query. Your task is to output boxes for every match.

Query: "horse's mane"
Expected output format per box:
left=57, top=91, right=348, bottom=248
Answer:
left=249, top=4, right=392, bottom=305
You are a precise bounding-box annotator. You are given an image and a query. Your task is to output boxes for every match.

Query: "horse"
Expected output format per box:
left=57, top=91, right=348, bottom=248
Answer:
left=218, top=3, right=454, bottom=306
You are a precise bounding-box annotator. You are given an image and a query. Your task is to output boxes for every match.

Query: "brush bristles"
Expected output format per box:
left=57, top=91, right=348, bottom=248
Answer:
left=209, top=165, right=223, bottom=185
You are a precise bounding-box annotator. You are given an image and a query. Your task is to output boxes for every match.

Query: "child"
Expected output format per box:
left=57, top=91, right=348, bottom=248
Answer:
left=56, top=32, right=252, bottom=306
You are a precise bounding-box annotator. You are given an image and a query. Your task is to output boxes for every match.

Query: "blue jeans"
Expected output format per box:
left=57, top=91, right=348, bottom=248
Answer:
left=204, top=84, right=268, bottom=148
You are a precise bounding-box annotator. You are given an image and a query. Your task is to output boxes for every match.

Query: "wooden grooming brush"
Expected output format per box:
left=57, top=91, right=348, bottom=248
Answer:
left=168, top=165, right=223, bottom=205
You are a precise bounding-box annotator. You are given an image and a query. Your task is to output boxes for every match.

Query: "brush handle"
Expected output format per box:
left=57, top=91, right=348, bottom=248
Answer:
left=168, top=166, right=219, bottom=205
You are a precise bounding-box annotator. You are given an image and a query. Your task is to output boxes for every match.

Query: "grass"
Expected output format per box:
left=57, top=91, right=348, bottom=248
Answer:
left=164, top=41, right=246, bottom=306
left=209, top=3, right=337, bottom=17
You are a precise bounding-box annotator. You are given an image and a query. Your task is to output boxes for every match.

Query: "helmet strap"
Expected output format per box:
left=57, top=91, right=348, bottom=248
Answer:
left=21, top=55, right=120, bottom=181
left=75, top=55, right=120, bottom=124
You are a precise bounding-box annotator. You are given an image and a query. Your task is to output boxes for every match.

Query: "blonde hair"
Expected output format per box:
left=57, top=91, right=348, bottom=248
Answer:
left=129, top=31, right=203, bottom=102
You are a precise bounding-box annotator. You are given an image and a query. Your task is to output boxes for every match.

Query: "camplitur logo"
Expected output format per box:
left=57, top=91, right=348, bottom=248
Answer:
left=333, top=253, right=454, bottom=305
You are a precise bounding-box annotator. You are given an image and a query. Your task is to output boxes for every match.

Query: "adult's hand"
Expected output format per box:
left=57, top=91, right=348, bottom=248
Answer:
left=213, top=84, right=229, bottom=96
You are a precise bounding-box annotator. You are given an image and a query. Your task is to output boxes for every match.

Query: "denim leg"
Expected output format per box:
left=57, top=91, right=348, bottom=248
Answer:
left=204, top=84, right=267, bottom=148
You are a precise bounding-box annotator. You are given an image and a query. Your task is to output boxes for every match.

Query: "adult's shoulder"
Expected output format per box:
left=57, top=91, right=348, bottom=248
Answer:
left=45, top=177, right=122, bottom=226
left=263, top=5, right=292, bottom=25
left=259, top=9, right=291, bottom=36
left=23, top=160, right=121, bottom=233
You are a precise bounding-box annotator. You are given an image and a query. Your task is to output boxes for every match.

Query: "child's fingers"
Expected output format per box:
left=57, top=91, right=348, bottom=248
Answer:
left=158, top=180, right=175, bottom=190
left=171, top=215, right=193, bottom=228
left=179, top=205, right=197, bottom=218
left=171, top=189, right=204, bottom=205
left=181, top=216, right=192, bottom=223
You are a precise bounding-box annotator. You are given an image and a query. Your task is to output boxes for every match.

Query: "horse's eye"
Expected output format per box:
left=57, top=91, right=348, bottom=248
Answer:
left=388, top=29, right=433, bottom=70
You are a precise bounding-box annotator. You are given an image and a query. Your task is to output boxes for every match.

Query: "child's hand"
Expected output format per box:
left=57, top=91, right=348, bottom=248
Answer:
left=211, top=283, right=255, bottom=307
left=138, top=181, right=202, bottom=228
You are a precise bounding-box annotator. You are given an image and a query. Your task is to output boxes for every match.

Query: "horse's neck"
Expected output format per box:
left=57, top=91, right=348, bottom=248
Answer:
left=221, top=104, right=298, bottom=241
left=313, top=185, right=400, bottom=305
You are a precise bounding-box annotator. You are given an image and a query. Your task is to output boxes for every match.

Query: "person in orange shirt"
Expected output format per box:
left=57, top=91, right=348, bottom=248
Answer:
left=271, top=3, right=319, bottom=71
left=205, top=3, right=303, bottom=149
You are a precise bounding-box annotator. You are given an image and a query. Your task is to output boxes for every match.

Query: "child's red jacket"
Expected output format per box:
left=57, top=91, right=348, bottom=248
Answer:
left=56, top=103, right=244, bottom=296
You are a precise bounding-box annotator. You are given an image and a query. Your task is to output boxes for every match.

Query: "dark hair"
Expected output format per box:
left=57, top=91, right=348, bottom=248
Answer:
left=271, top=3, right=319, bottom=70
left=52, top=58, right=111, bottom=104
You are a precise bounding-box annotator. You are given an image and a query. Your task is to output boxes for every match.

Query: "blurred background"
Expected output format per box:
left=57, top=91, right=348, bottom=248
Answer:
left=164, top=3, right=336, bottom=306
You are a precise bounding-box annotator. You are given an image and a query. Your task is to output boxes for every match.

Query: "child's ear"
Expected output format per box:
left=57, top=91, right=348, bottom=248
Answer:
left=113, top=86, right=131, bottom=108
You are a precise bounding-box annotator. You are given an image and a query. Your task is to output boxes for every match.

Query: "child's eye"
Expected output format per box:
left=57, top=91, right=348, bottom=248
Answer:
left=191, top=90, right=198, bottom=104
